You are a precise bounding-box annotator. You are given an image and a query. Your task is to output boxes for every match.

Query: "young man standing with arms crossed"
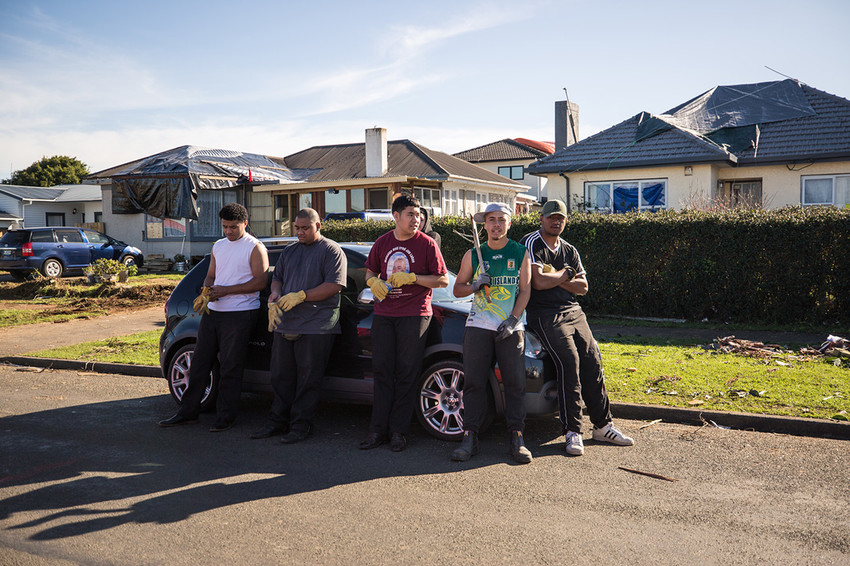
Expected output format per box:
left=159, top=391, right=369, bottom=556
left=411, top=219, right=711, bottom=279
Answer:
left=451, top=202, right=533, bottom=464
left=360, top=193, right=448, bottom=452
left=160, top=203, right=269, bottom=432
left=521, top=199, right=634, bottom=456
left=250, top=208, right=347, bottom=443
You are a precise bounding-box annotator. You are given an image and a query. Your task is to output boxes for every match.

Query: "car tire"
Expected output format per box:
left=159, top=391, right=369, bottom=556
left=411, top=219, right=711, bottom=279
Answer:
left=166, top=343, right=218, bottom=412
left=416, top=359, right=494, bottom=441
left=41, top=258, right=63, bottom=278
left=120, top=255, right=137, bottom=267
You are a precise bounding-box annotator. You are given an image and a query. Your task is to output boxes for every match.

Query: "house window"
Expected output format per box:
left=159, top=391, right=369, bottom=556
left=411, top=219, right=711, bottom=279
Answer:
left=498, top=165, right=524, bottom=180
left=584, top=179, right=667, bottom=213
left=719, top=180, right=762, bottom=208
left=325, top=189, right=346, bottom=214
left=192, top=189, right=239, bottom=239
left=802, top=175, right=850, bottom=208
left=299, top=193, right=313, bottom=211
left=350, top=189, right=365, bottom=212
left=146, top=215, right=187, bottom=239
left=368, top=188, right=388, bottom=210
left=94, top=211, right=103, bottom=223
left=414, top=187, right=442, bottom=216
left=445, top=189, right=458, bottom=215
left=46, top=213, right=65, bottom=226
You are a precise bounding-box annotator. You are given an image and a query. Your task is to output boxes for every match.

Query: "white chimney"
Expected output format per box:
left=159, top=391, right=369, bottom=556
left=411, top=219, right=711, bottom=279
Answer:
left=365, top=127, right=388, bottom=178
left=555, top=101, right=580, bottom=151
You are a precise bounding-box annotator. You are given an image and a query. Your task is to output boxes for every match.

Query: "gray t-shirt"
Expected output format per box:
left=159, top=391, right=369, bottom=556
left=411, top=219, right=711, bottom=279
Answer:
left=272, top=237, right=347, bottom=334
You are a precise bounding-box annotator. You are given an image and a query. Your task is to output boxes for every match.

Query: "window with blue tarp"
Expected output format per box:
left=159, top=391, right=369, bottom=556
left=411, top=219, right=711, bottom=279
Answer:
left=584, top=179, right=667, bottom=213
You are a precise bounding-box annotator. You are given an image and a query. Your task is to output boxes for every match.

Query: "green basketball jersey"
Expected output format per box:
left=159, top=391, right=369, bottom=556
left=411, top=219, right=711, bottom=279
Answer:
left=467, top=239, right=526, bottom=331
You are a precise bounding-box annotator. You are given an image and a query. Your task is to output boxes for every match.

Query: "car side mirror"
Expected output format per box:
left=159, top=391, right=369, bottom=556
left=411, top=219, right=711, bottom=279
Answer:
left=357, top=287, right=375, bottom=304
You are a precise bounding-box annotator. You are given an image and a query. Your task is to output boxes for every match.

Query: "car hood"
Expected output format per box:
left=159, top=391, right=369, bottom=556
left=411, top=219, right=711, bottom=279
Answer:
left=433, top=299, right=472, bottom=315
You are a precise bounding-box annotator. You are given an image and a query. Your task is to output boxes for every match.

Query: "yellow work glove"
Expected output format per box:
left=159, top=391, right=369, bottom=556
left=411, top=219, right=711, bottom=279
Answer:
left=367, top=276, right=389, bottom=301
left=387, top=271, right=417, bottom=287
left=541, top=263, right=555, bottom=273
left=267, top=300, right=283, bottom=332
left=280, top=290, right=306, bottom=312
left=192, top=286, right=211, bottom=315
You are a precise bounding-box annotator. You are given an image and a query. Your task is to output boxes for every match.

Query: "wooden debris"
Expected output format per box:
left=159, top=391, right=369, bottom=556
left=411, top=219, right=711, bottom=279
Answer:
left=640, top=418, right=663, bottom=429
left=618, top=466, right=678, bottom=482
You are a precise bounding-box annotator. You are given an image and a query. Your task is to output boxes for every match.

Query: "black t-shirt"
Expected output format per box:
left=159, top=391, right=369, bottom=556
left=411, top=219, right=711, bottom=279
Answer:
left=520, top=230, right=585, bottom=320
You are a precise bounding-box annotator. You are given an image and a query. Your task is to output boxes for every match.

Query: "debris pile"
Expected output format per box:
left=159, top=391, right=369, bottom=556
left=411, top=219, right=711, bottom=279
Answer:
left=710, top=335, right=850, bottom=369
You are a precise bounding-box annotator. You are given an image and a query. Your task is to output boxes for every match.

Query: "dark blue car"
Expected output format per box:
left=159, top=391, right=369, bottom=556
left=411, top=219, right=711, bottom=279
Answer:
left=0, top=227, right=144, bottom=279
left=159, top=241, right=558, bottom=440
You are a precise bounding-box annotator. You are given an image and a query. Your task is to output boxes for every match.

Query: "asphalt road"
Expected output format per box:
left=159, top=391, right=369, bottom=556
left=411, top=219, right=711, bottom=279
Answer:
left=1, top=365, right=848, bottom=566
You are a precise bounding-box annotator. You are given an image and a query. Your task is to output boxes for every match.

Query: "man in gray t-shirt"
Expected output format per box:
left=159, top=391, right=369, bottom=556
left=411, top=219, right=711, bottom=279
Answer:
left=250, top=208, right=347, bottom=443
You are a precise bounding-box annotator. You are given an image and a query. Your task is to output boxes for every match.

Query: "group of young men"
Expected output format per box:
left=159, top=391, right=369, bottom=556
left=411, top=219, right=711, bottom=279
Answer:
left=159, top=196, right=634, bottom=461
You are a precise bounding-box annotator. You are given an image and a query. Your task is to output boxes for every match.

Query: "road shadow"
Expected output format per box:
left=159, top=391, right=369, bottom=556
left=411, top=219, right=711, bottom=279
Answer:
left=0, top=395, right=566, bottom=541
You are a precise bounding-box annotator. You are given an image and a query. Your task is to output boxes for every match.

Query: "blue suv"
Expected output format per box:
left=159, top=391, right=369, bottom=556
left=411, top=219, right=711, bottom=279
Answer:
left=0, top=227, right=144, bottom=279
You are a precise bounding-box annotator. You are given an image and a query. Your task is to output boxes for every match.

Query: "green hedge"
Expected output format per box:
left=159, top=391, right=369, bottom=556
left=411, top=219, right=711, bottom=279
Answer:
left=322, top=207, right=850, bottom=326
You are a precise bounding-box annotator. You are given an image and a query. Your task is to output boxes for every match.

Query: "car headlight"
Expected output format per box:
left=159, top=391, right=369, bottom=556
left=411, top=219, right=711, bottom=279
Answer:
left=524, top=331, right=545, bottom=359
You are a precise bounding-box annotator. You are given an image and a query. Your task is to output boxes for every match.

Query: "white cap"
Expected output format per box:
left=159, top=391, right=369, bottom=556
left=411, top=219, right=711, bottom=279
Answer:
left=473, top=202, right=512, bottom=223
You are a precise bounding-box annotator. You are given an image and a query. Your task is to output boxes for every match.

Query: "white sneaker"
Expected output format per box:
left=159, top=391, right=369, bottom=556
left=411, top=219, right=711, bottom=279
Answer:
left=565, top=431, right=584, bottom=456
left=592, top=422, right=634, bottom=446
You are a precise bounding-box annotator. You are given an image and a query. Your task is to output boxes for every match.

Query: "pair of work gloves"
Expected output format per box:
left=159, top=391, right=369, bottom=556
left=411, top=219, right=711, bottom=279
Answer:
left=192, top=286, right=212, bottom=315
left=267, top=290, right=307, bottom=332
left=366, top=272, right=417, bottom=301
left=192, top=285, right=308, bottom=333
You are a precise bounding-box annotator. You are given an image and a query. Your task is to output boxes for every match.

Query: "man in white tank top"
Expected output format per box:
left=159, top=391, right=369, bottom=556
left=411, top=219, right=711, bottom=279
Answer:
left=159, top=203, right=269, bottom=432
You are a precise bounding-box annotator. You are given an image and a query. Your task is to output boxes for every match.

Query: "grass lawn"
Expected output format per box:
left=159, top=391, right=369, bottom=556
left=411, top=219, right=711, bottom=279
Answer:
left=600, top=338, right=849, bottom=421
left=27, top=330, right=161, bottom=366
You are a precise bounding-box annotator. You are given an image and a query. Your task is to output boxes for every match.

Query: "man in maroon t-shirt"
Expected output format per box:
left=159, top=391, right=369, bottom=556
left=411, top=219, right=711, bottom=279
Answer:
left=360, top=193, right=448, bottom=452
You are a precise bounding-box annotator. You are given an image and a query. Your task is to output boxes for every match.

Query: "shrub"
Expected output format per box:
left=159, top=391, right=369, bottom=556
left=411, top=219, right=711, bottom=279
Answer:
left=321, top=207, right=850, bottom=326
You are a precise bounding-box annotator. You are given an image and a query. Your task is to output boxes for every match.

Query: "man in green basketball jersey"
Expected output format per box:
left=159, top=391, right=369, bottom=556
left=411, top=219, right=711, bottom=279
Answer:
left=451, top=202, right=533, bottom=464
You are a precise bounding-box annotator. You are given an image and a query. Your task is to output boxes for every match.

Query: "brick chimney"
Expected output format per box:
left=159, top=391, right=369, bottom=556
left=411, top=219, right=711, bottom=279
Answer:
left=555, top=101, right=580, bottom=151
left=365, top=127, right=388, bottom=178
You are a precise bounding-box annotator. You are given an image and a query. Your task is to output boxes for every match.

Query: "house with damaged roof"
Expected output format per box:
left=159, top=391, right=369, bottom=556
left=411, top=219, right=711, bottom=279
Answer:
left=528, top=79, right=850, bottom=213
left=87, top=128, right=528, bottom=259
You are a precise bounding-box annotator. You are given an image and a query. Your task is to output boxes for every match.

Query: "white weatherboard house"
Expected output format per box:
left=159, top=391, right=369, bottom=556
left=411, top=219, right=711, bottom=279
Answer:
left=0, top=184, right=103, bottom=232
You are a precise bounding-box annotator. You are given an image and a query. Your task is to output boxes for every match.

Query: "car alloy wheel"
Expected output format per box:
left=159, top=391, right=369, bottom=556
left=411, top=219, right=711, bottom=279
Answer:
left=417, top=359, right=466, bottom=441
left=167, top=344, right=218, bottom=412
left=41, top=258, right=63, bottom=278
left=120, top=255, right=137, bottom=267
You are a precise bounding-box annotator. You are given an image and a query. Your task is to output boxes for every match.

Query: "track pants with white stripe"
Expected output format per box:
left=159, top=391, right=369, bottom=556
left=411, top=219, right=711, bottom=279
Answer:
left=530, top=309, right=612, bottom=433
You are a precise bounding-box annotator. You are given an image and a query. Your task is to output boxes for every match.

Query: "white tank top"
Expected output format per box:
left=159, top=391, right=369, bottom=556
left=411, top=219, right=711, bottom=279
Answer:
left=209, top=232, right=262, bottom=312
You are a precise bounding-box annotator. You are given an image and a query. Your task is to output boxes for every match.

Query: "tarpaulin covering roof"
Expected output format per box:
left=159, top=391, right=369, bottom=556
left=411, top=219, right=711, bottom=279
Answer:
left=88, top=145, right=315, bottom=220
left=635, top=79, right=816, bottom=152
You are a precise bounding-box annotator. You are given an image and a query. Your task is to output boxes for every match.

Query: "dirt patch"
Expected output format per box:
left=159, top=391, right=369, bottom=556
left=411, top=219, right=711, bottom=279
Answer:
left=0, top=277, right=177, bottom=317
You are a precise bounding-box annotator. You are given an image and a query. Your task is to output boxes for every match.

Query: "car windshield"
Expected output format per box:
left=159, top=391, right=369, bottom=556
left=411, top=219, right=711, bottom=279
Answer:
left=432, top=271, right=469, bottom=303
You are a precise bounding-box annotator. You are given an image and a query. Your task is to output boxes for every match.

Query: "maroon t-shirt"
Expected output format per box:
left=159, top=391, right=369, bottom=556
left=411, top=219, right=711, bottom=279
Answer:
left=366, top=230, right=447, bottom=317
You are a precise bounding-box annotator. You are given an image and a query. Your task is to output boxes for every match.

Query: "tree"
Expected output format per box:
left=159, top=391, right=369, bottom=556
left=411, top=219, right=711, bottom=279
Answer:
left=5, top=155, right=90, bottom=186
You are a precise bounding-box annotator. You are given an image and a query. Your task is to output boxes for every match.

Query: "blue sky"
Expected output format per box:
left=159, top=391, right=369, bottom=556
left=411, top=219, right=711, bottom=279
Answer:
left=1, top=0, right=849, bottom=181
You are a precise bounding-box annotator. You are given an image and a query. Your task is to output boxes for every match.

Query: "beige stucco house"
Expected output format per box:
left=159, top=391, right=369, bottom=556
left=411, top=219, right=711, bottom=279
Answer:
left=529, top=80, right=850, bottom=213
